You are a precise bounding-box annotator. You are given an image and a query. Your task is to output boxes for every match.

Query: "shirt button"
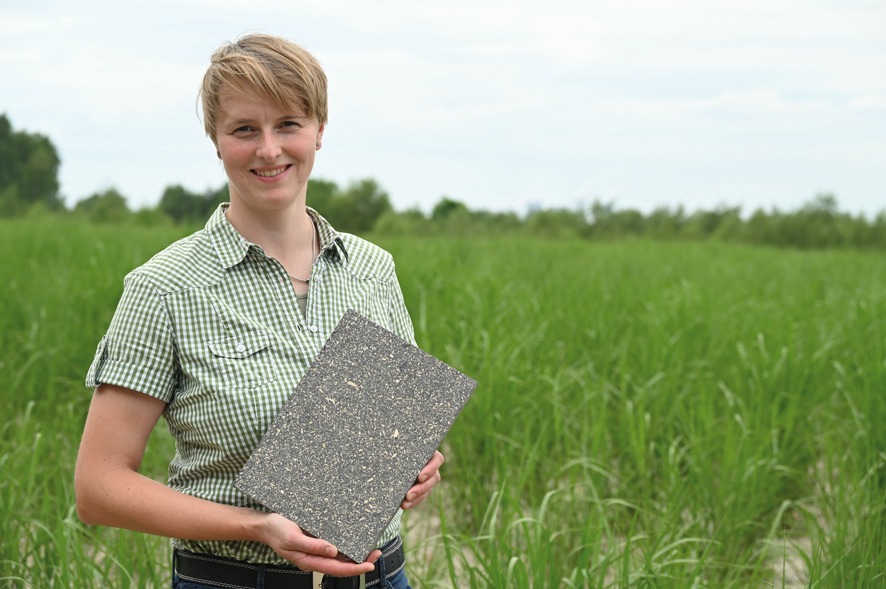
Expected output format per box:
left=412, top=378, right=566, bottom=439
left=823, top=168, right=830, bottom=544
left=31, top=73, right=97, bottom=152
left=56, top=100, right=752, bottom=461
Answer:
left=309, top=325, right=319, bottom=333
left=235, top=342, right=246, bottom=353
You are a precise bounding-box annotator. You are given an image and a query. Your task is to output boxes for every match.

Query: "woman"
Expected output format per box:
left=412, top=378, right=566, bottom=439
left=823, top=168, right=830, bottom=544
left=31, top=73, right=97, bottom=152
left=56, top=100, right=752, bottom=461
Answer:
left=75, top=34, right=441, bottom=589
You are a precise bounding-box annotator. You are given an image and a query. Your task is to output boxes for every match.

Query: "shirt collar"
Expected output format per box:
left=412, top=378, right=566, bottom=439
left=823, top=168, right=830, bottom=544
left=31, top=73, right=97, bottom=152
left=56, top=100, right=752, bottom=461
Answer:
left=206, top=203, right=349, bottom=270
left=206, top=204, right=250, bottom=269
left=307, top=206, right=349, bottom=263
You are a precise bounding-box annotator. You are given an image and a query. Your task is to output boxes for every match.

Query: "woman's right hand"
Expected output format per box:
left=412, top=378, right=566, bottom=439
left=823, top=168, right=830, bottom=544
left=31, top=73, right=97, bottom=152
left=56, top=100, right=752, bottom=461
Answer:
left=259, top=513, right=381, bottom=576
left=75, top=384, right=380, bottom=577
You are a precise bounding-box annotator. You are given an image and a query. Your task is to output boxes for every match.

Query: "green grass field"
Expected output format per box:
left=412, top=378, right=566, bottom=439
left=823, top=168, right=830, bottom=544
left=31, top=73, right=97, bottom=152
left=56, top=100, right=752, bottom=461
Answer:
left=1, top=217, right=884, bottom=588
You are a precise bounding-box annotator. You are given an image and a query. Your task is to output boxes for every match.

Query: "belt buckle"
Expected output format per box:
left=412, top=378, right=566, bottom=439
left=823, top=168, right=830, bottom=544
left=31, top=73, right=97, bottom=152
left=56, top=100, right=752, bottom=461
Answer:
left=312, top=572, right=366, bottom=589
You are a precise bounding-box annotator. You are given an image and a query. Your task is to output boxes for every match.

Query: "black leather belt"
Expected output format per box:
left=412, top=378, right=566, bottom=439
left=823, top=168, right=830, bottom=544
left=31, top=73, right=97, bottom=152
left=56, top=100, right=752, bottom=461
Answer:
left=173, top=536, right=405, bottom=589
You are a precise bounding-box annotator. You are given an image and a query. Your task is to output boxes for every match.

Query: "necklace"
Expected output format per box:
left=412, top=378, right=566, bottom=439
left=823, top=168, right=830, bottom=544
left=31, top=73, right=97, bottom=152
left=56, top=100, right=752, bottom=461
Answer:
left=287, top=221, right=317, bottom=284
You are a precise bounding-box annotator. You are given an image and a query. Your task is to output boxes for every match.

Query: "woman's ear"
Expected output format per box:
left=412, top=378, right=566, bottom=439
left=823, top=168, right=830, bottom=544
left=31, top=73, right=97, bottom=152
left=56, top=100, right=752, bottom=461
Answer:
left=315, top=124, right=324, bottom=150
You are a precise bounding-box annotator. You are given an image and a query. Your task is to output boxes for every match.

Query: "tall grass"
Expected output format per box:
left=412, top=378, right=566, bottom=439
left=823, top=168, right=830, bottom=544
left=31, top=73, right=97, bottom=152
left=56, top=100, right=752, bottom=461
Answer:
left=0, top=218, right=185, bottom=588
left=1, top=218, right=884, bottom=587
left=384, top=237, right=886, bottom=588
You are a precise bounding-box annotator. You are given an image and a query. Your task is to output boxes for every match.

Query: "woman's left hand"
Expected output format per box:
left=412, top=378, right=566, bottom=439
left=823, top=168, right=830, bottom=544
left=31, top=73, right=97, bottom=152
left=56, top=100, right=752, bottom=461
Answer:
left=401, top=450, right=444, bottom=509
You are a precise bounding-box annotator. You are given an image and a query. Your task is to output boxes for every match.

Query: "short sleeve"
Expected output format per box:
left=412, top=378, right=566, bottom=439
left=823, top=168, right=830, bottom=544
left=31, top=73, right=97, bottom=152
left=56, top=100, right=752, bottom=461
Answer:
left=85, top=272, right=177, bottom=402
left=387, top=264, right=416, bottom=347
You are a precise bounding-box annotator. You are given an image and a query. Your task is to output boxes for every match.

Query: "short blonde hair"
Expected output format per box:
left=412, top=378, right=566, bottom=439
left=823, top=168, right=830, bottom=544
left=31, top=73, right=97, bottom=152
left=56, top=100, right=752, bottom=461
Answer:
left=200, top=34, right=328, bottom=141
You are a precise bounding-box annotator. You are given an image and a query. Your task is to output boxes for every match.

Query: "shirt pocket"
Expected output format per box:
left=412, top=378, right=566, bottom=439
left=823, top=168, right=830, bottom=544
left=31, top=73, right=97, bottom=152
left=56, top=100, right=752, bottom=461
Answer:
left=349, top=277, right=393, bottom=330
left=207, top=331, right=277, bottom=389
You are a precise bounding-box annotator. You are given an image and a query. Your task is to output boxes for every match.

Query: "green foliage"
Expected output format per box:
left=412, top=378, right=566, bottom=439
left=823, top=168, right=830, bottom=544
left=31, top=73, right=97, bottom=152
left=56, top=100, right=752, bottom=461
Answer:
left=643, top=205, right=686, bottom=240
left=524, top=207, right=587, bottom=238
left=158, top=183, right=228, bottom=224
left=582, top=195, right=883, bottom=250
left=1, top=111, right=884, bottom=251
left=0, top=114, right=63, bottom=215
left=305, top=178, right=338, bottom=215
left=0, top=218, right=188, bottom=588
left=146, top=177, right=393, bottom=234
left=55, top=183, right=882, bottom=253
left=374, top=208, right=430, bottom=235
left=379, top=198, right=522, bottom=237
left=587, top=201, right=647, bottom=239
left=385, top=235, right=886, bottom=587
left=131, top=206, right=175, bottom=227
left=683, top=206, right=743, bottom=240
left=73, top=188, right=132, bottom=223
left=312, top=178, right=393, bottom=234
left=431, top=197, right=469, bottom=221
left=2, top=220, right=886, bottom=586
left=371, top=193, right=886, bottom=251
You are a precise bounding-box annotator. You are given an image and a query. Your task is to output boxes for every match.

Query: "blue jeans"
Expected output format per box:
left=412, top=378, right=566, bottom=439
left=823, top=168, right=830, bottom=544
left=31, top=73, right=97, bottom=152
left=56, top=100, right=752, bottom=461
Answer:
left=382, top=567, right=411, bottom=589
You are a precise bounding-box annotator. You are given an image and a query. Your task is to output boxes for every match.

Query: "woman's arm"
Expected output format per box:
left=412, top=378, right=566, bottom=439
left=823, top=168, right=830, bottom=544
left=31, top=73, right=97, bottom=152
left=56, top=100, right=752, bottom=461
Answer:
left=75, top=383, right=379, bottom=575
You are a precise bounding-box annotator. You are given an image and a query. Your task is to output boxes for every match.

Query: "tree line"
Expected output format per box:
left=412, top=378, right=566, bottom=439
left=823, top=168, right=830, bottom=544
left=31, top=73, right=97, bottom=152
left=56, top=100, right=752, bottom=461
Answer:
left=2, top=113, right=884, bottom=250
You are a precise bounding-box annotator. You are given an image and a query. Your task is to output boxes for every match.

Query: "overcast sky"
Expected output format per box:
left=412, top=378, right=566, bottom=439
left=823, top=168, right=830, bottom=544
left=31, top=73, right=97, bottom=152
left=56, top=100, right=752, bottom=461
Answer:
left=2, top=0, right=884, bottom=217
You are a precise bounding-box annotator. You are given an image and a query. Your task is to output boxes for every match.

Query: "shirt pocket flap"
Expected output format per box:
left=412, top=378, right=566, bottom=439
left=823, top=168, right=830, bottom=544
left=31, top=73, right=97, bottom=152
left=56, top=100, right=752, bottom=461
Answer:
left=207, top=331, right=271, bottom=359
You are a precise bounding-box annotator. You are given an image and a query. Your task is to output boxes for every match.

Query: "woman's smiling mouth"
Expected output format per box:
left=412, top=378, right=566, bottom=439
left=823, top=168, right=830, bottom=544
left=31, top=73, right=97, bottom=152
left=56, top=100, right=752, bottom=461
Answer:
left=252, top=165, right=290, bottom=178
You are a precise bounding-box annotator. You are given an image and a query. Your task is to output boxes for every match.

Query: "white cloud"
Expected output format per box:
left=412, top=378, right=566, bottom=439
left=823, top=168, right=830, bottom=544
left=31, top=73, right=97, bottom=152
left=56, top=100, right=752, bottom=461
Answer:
left=1, top=0, right=884, bottom=215
left=847, top=93, right=886, bottom=112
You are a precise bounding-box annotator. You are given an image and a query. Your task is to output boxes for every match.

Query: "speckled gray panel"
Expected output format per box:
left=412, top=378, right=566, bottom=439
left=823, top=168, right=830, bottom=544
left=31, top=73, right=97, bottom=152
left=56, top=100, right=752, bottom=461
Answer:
left=235, top=309, right=476, bottom=562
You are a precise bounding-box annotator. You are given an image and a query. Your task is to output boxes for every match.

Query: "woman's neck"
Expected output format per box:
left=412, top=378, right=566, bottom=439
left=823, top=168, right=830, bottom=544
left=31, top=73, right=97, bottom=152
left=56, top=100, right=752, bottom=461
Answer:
left=224, top=200, right=314, bottom=263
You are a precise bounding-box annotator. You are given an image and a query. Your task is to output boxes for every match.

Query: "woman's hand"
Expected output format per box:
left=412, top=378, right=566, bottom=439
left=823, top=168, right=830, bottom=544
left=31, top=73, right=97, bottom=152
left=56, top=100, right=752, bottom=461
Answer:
left=75, top=384, right=378, bottom=577
left=401, top=450, right=444, bottom=510
left=260, top=513, right=381, bottom=576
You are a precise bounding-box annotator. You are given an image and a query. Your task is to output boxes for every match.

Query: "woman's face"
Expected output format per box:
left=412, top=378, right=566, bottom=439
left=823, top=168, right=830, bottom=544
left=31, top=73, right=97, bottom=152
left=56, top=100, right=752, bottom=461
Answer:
left=214, top=87, right=323, bottom=215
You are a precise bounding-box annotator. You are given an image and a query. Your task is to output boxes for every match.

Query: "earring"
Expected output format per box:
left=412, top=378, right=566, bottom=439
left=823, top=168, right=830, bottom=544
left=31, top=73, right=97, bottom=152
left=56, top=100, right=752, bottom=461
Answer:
left=216, top=150, right=222, bottom=159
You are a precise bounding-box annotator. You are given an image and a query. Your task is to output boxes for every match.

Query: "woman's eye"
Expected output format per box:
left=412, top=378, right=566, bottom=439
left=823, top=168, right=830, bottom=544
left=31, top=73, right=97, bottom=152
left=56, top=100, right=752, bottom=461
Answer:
left=232, top=126, right=255, bottom=136
left=280, top=120, right=302, bottom=129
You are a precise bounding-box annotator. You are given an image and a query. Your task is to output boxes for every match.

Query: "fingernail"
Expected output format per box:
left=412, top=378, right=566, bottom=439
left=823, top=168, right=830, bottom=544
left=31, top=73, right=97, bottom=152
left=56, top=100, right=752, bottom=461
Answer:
left=325, top=546, right=337, bottom=557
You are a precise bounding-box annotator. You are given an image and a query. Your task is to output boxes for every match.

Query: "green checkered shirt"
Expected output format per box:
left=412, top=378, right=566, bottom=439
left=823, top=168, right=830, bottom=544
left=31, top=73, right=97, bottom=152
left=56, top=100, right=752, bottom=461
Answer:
left=86, top=204, right=415, bottom=564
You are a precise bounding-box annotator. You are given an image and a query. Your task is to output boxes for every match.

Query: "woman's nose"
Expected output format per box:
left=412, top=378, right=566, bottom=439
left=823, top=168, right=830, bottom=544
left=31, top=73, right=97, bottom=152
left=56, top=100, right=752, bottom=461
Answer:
left=256, top=131, right=281, bottom=161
